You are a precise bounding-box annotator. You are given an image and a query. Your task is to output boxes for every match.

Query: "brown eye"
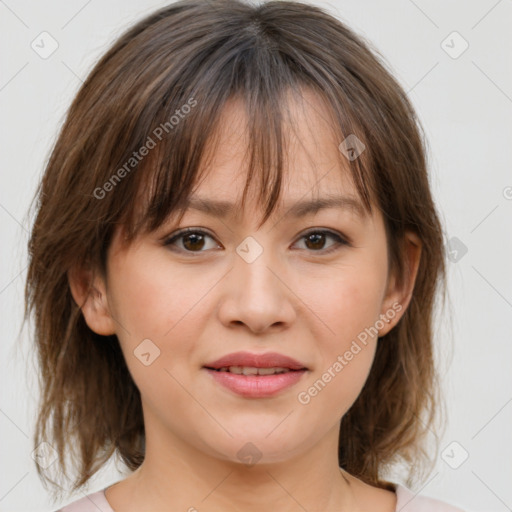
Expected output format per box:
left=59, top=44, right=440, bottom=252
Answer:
left=295, top=230, right=349, bottom=254
left=304, top=232, right=326, bottom=250
left=164, top=228, right=220, bottom=253
left=182, top=232, right=206, bottom=251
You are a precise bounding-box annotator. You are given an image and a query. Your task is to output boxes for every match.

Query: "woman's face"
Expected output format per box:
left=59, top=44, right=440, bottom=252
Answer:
left=78, top=90, right=414, bottom=466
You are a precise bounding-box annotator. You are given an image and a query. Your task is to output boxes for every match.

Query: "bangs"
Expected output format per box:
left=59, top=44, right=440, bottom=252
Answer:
left=101, top=11, right=377, bottom=244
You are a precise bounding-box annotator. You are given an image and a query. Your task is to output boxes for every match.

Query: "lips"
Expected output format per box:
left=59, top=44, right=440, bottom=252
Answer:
left=204, top=351, right=308, bottom=371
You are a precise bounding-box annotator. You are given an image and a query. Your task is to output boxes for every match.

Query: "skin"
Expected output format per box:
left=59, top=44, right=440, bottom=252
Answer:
left=69, top=89, right=421, bottom=512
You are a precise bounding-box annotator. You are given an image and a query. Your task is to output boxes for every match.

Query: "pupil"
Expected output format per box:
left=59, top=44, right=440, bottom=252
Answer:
left=306, top=233, right=324, bottom=250
left=184, top=233, right=204, bottom=251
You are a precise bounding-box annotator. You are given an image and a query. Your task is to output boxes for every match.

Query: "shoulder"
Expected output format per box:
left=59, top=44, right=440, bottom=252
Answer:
left=395, top=483, right=466, bottom=512
left=52, top=489, right=114, bottom=512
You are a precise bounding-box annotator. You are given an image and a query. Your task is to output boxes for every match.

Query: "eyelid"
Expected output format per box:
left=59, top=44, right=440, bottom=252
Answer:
left=164, top=226, right=215, bottom=240
left=300, top=227, right=351, bottom=246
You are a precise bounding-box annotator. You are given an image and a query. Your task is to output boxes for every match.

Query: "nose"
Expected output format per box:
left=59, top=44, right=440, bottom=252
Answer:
left=216, top=238, right=296, bottom=334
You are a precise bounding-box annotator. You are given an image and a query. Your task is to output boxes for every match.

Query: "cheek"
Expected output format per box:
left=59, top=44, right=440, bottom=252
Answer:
left=108, top=249, right=205, bottom=340
left=106, top=252, right=206, bottom=382
left=292, top=258, right=387, bottom=413
left=295, top=276, right=381, bottom=418
left=299, top=260, right=387, bottom=346
left=106, top=247, right=240, bottom=403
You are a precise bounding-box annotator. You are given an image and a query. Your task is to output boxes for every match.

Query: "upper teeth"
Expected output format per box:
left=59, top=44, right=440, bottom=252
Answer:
left=218, top=366, right=292, bottom=375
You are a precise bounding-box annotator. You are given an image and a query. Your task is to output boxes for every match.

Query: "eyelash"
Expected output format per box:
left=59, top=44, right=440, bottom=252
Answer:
left=163, top=227, right=350, bottom=256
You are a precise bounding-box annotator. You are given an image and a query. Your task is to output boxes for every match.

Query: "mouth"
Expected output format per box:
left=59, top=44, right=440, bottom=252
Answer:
left=204, top=366, right=303, bottom=375
left=203, top=367, right=308, bottom=398
left=202, top=351, right=309, bottom=398
left=203, top=351, right=308, bottom=372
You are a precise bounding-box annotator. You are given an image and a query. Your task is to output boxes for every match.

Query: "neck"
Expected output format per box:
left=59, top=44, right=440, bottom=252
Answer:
left=105, top=420, right=357, bottom=512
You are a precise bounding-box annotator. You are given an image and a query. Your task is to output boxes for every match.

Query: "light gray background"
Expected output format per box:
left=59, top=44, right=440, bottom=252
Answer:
left=1, top=0, right=511, bottom=511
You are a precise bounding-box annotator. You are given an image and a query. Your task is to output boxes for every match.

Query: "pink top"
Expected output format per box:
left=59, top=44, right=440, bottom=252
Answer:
left=55, top=483, right=466, bottom=511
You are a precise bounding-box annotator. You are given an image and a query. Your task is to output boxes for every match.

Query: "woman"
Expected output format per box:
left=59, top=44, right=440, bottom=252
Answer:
left=24, top=0, right=464, bottom=510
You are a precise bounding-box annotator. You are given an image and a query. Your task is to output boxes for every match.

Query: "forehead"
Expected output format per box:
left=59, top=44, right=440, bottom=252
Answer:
left=190, top=89, right=360, bottom=214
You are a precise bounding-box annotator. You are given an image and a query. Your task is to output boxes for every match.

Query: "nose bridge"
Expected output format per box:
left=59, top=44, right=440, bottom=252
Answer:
left=218, top=233, right=294, bottom=332
left=234, top=233, right=281, bottom=297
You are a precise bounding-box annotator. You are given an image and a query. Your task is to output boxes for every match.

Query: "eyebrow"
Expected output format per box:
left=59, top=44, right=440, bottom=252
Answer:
left=181, top=194, right=367, bottom=219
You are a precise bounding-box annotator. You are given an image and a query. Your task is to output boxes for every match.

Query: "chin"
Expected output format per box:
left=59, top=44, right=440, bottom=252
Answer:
left=201, top=431, right=309, bottom=467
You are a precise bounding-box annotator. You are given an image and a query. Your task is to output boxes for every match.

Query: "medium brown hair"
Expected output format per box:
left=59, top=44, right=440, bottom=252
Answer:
left=24, top=0, right=446, bottom=500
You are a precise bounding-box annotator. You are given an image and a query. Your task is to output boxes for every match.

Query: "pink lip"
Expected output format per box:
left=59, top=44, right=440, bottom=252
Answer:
left=204, top=368, right=307, bottom=398
left=203, top=351, right=309, bottom=398
left=204, top=351, right=308, bottom=370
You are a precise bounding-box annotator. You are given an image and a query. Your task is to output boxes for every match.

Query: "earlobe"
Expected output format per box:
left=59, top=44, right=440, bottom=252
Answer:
left=378, top=231, right=422, bottom=337
left=67, top=265, right=116, bottom=336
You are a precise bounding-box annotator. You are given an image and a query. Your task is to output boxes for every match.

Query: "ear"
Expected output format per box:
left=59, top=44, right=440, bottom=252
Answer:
left=378, top=231, right=422, bottom=337
left=67, top=264, right=116, bottom=336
